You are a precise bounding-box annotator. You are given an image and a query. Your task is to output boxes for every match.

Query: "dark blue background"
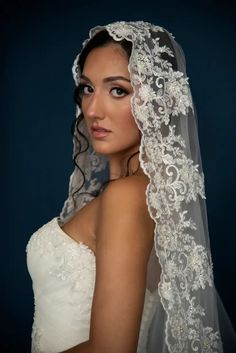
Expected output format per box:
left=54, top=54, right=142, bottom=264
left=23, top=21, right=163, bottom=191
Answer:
left=1, top=1, right=235, bottom=352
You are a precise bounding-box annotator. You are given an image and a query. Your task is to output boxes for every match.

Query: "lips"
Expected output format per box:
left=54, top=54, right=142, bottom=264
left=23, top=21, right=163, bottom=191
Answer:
left=91, top=126, right=111, bottom=138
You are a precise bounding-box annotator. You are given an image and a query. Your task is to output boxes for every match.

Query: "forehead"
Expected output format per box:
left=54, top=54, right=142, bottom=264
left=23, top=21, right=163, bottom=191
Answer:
left=82, top=43, right=129, bottom=76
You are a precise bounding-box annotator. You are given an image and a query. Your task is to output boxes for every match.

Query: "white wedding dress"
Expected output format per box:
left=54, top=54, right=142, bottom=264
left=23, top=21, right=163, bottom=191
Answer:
left=27, top=217, right=159, bottom=353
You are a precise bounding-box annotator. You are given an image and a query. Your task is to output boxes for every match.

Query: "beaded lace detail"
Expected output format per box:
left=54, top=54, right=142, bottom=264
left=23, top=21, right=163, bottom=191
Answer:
left=27, top=217, right=157, bottom=353
left=64, top=21, right=223, bottom=352
left=26, top=218, right=96, bottom=353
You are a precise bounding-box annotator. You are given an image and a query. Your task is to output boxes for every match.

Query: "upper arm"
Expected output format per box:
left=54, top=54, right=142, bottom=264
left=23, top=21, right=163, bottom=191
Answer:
left=89, top=177, right=154, bottom=353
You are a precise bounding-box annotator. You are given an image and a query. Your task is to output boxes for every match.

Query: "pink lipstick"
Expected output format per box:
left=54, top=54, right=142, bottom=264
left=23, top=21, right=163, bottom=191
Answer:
left=91, top=127, right=111, bottom=138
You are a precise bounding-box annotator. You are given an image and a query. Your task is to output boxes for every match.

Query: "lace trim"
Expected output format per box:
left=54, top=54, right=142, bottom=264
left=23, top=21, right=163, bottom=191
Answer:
left=27, top=218, right=96, bottom=352
left=105, top=21, right=221, bottom=352
left=62, top=21, right=222, bottom=352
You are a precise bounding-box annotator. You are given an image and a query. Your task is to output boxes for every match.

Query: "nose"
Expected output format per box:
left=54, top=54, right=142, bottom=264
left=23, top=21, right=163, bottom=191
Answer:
left=83, top=92, right=105, bottom=120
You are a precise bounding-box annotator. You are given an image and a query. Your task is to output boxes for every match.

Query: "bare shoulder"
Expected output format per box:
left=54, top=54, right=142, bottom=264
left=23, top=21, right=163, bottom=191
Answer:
left=100, top=175, right=149, bottom=211
left=97, top=174, right=154, bottom=245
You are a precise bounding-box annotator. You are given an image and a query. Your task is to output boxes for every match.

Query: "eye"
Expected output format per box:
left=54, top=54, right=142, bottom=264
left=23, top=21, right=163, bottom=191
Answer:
left=110, top=87, right=128, bottom=98
left=77, top=83, right=93, bottom=97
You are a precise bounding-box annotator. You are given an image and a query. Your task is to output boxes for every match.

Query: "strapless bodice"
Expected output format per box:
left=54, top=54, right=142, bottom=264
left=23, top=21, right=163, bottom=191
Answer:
left=26, top=217, right=158, bottom=353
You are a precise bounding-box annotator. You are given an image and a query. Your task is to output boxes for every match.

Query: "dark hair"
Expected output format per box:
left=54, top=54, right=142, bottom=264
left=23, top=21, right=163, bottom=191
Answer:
left=71, top=30, right=138, bottom=201
left=74, top=30, right=132, bottom=107
left=79, top=30, right=132, bottom=73
left=71, top=29, right=178, bottom=201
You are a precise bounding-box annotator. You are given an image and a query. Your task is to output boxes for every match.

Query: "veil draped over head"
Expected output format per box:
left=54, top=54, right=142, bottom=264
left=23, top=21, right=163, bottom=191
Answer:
left=59, top=21, right=236, bottom=353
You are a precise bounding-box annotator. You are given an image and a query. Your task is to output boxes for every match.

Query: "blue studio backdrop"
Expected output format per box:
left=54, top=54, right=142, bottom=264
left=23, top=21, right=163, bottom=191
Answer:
left=1, top=1, right=236, bottom=352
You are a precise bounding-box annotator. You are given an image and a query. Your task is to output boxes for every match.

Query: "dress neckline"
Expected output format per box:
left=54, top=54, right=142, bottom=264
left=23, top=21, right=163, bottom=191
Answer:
left=54, top=217, right=96, bottom=258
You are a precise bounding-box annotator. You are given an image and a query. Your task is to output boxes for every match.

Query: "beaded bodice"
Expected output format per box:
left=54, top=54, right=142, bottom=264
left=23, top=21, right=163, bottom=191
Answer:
left=26, top=217, right=158, bottom=353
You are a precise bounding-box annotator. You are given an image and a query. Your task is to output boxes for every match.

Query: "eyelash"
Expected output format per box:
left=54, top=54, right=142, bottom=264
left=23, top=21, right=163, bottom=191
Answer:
left=77, top=83, right=128, bottom=98
left=77, top=84, right=93, bottom=97
left=111, top=87, right=128, bottom=97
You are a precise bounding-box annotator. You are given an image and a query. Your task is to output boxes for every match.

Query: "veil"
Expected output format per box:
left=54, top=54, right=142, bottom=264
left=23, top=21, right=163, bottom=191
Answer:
left=59, top=21, right=236, bottom=353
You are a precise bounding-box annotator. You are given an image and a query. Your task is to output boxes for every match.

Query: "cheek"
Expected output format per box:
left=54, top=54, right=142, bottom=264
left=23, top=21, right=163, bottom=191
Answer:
left=120, top=106, right=139, bottom=135
left=119, top=112, right=140, bottom=147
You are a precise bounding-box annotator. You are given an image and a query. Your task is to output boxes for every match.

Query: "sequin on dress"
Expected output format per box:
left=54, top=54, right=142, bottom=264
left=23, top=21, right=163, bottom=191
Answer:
left=26, top=217, right=158, bottom=353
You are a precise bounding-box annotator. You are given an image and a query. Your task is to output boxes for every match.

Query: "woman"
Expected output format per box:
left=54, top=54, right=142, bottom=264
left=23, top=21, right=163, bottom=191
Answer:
left=27, top=21, right=236, bottom=353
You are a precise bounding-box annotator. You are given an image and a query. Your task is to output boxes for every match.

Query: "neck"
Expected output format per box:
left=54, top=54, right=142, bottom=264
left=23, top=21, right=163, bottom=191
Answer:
left=108, top=148, right=142, bottom=180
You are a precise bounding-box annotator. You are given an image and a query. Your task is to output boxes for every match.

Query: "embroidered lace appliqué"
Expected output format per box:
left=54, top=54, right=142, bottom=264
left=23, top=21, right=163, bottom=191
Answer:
left=27, top=218, right=96, bottom=352
left=63, top=21, right=222, bottom=353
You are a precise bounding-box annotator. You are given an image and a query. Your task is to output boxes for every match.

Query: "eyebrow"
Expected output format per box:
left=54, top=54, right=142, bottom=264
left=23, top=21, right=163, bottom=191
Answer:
left=80, top=74, right=131, bottom=83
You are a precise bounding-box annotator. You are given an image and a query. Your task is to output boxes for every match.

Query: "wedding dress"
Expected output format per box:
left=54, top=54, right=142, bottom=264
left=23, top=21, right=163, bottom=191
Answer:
left=26, top=217, right=159, bottom=353
left=27, top=21, right=236, bottom=353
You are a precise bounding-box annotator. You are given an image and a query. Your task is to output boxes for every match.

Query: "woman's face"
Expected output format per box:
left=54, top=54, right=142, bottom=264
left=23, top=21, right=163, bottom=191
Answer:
left=78, top=43, right=140, bottom=158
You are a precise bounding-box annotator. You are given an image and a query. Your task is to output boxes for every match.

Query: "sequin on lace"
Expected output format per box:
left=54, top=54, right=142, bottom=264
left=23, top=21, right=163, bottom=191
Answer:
left=27, top=218, right=158, bottom=352
left=65, top=21, right=222, bottom=353
left=26, top=218, right=96, bottom=352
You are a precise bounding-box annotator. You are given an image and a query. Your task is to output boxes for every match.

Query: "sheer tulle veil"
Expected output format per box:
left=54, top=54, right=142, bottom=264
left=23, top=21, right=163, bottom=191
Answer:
left=59, top=21, right=236, bottom=352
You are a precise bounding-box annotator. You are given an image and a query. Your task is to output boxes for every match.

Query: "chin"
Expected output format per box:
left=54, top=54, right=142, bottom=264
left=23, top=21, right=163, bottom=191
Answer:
left=93, top=148, right=115, bottom=157
left=91, top=142, right=126, bottom=156
left=92, top=143, right=140, bottom=158
left=91, top=143, right=112, bottom=155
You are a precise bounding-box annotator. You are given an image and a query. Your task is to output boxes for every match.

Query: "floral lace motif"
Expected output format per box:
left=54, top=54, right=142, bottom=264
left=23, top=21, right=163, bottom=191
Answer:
left=27, top=218, right=159, bottom=352
left=27, top=218, right=96, bottom=352
left=62, top=21, right=222, bottom=352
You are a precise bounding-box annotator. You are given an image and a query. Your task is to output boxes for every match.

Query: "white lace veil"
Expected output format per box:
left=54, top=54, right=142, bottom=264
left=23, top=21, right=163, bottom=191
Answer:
left=59, top=21, right=236, bottom=353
